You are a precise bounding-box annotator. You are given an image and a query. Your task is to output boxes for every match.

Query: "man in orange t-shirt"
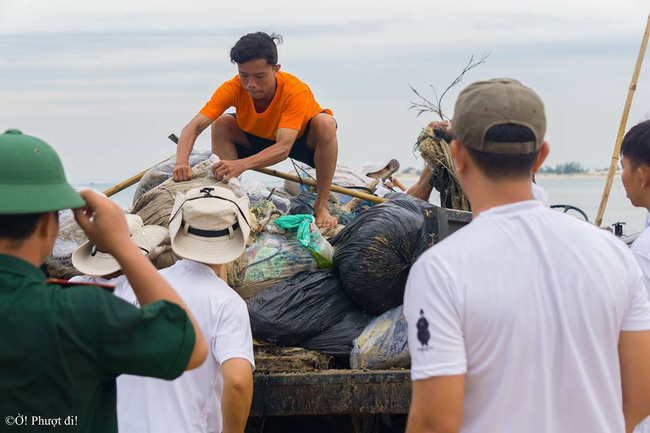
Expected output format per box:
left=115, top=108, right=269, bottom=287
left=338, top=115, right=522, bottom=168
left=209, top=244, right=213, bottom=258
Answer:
left=173, top=32, right=339, bottom=228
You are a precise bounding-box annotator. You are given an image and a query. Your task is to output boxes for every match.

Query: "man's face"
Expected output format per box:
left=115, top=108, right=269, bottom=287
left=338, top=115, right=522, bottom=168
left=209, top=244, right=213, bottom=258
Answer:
left=621, top=156, right=643, bottom=207
left=237, top=59, right=279, bottom=100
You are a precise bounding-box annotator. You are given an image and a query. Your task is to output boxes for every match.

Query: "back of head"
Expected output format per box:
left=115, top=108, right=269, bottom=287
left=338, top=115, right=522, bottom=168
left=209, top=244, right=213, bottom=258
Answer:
left=621, top=119, right=650, bottom=168
left=451, top=78, right=546, bottom=180
left=230, top=32, right=283, bottom=65
left=0, top=129, right=84, bottom=244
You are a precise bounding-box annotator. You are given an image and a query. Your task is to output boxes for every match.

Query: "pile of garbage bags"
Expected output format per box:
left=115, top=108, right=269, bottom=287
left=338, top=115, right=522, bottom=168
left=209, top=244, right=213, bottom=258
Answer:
left=48, top=153, right=445, bottom=370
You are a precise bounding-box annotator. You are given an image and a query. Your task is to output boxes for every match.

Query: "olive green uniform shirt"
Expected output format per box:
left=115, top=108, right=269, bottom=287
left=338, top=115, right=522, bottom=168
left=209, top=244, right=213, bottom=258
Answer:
left=0, top=254, right=195, bottom=432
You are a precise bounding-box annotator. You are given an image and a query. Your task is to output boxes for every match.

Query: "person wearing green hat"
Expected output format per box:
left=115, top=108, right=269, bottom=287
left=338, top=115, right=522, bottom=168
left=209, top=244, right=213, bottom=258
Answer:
left=0, top=129, right=208, bottom=432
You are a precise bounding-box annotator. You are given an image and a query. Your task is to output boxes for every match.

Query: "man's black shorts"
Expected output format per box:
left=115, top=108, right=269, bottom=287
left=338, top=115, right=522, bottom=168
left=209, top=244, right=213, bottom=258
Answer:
left=230, top=113, right=321, bottom=168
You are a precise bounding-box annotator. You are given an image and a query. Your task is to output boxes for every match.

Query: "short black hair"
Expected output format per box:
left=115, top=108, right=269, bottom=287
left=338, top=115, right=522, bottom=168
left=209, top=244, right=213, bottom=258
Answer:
left=0, top=213, right=46, bottom=247
left=465, top=123, right=539, bottom=180
left=621, top=120, right=650, bottom=168
left=230, top=32, right=283, bottom=65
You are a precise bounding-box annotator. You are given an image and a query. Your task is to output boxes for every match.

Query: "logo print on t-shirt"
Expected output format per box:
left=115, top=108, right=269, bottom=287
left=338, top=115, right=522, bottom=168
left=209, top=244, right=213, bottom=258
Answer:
left=417, top=309, right=431, bottom=350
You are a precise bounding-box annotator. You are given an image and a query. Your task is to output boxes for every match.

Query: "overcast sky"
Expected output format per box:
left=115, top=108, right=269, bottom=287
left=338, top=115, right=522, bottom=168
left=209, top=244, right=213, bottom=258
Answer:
left=1, top=0, right=649, bottom=184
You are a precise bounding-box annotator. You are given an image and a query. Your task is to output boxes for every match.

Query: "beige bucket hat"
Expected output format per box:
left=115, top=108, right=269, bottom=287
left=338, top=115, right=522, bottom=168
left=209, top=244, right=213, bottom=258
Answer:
left=71, top=214, right=169, bottom=276
left=168, top=186, right=251, bottom=265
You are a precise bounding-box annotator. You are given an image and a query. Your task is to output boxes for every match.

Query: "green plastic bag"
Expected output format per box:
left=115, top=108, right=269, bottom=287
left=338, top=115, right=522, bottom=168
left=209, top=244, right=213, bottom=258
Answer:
left=274, top=214, right=334, bottom=268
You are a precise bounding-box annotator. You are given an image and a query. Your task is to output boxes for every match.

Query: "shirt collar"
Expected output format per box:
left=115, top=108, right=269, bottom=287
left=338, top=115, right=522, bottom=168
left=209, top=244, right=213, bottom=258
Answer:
left=0, top=254, right=47, bottom=281
left=477, top=200, right=543, bottom=220
left=175, top=259, right=216, bottom=275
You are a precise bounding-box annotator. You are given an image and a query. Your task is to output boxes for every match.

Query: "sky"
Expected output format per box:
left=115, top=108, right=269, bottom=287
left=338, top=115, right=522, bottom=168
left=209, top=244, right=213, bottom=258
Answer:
left=1, top=0, right=649, bottom=184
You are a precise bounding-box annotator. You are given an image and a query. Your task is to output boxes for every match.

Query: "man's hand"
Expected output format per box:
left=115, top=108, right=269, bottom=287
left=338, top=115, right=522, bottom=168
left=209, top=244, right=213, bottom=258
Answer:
left=213, top=159, right=248, bottom=182
left=173, top=164, right=193, bottom=181
left=72, top=189, right=133, bottom=255
left=428, top=120, right=451, bottom=134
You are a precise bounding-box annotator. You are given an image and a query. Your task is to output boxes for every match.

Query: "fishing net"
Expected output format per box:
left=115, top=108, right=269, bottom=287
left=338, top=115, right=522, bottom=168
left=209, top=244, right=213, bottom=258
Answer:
left=415, top=125, right=470, bottom=211
left=231, top=232, right=317, bottom=299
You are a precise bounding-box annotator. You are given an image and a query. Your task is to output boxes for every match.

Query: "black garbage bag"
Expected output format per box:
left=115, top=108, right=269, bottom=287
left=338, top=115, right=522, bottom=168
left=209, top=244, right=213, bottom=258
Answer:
left=330, top=198, right=435, bottom=315
left=301, top=308, right=374, bottom=359
left=247, top=270, right=356, bottom=346
left=288, top=192, right=316, bottom=215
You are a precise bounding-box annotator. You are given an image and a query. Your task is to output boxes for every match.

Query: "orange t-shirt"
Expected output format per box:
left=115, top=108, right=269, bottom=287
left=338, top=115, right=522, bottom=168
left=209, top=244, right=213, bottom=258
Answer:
left=199, top=71, right=333, bottom=140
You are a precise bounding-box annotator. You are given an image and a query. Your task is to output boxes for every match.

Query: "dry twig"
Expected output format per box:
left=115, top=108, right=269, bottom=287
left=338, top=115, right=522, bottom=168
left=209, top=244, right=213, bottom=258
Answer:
left=409, top=53, right=490, bottom=121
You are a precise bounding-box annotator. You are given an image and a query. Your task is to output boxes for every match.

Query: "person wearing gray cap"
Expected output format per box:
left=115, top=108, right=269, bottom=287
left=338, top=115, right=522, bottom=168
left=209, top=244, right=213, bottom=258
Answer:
left=0, top=130, right=208, bottom=432
left=403, top=79, right=650, bottom=433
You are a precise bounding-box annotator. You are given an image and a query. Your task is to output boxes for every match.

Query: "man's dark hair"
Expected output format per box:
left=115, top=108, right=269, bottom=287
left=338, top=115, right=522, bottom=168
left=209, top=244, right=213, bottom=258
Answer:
left=0, top=213, right=46, bottom=247
left=620, top=120, right=650, bottom=168
left=230, top=32, right=283, bottom=65
left=465, top=124, right=539, bottom=180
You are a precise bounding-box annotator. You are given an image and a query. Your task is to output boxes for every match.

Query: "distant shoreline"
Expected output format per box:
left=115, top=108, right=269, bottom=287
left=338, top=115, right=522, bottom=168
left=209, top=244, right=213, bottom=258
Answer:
left=395, top=172, right=620, bottom=181
left=536, top=172, right=618, bottom=180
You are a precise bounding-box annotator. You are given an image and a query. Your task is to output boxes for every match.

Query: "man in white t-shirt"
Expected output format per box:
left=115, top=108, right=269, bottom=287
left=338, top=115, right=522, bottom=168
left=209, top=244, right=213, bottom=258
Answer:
left=117, top=186, right=255, bottom=433
left=403, top=79, right=650, bottom=433
left=620, top=120, right=650, bottom=433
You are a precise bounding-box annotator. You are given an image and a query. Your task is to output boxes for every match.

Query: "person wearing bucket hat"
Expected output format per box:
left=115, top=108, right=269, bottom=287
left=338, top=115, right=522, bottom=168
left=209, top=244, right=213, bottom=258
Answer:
left=69, top=214, right=169, bottom=304
left=71, top=214, right=168, bottom=279
left=116, top=186, right=255, bottom=433
left=404, top=80, right=650, bottom=433
left=0, top=130, right=208, bottom=432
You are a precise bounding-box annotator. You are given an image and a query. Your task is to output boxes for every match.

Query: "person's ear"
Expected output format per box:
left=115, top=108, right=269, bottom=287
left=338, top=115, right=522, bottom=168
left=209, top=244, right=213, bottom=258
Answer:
left=533, top=141, right=550, bottom=173
left=638, top=164, right=650, bottom=188
left=37, top=212, right=58, bottom=239
left=274, top=64, right=281, bottom=73
left=451, top=140, right=468, bottom=174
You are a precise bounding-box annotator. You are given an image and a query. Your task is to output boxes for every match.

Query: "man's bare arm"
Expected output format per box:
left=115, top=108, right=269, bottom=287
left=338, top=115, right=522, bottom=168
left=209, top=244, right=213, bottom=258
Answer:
left=620, top=330, right=650, bottom=432
left=220, top=358, right=254, bottom=433
left=73, top=190, right=209, bottom=370
left=406, top=375, right=465, bottom=433
left=174, top=114, right=214, bottom=181
left=214, top=128, right=298, bottom=182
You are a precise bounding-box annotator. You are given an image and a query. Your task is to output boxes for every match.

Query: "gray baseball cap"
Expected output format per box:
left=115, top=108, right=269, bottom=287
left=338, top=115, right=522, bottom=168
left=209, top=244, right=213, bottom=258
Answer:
left=451, top=78, right=546, bottom=155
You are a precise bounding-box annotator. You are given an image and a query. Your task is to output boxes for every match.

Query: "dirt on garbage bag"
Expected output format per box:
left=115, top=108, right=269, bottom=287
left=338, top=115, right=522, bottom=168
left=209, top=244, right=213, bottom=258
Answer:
left=350, top=305, right=410, bottom=370
left=330, top=198, right=435, bottom=315
left=247, top=270, right=356, bottom=346
left=301, top=307, right=374, bottom=360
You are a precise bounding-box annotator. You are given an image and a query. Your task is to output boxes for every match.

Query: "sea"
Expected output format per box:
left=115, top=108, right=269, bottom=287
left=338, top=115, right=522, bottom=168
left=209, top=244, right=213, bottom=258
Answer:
left=79, top=173, right=648, bottom=239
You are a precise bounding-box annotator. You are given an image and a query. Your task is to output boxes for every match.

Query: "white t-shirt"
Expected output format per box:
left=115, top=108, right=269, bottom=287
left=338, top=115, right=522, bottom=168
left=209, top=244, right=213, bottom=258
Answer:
left=532, top=182, right=549, bottom=206
left=68, top=274, right=128, bottom=292
left=404, top=200, right=650, bottom=433
left=116, top=260, right=255, bottom=433
left=632, top=227, right=650, bottom=433
left=632, top=227, right=650, bottom=297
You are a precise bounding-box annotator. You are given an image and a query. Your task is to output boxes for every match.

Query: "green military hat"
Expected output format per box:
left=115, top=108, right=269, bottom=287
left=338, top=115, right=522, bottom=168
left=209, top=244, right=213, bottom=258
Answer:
left=0, top=129, right=86, bottom=214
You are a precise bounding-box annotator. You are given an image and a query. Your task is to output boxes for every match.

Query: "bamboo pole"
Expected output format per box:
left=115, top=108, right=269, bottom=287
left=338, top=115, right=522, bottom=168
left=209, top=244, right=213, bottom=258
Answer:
left=595, top=12, right=650, bottom=227
left=103, top=155, right=174, bottom=197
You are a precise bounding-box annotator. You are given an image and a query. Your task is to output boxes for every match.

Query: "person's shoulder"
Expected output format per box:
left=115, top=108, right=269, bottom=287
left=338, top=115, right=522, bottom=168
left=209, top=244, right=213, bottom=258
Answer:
left=216, top=75, right=243, bottom=92
left=54, top=282, right=125, bottom=312
left=633, top=226, right=650, bottom=254
left=279, top=71, right=309, bottom=93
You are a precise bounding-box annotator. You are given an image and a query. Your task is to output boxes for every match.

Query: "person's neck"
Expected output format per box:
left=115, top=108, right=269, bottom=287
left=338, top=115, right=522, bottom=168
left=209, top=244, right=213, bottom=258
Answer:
left=639, top=194, right=650, bottom=214
left=253, top=78, right=277, bottom=111
left=0, top=240, right=43, bottom=268
left=465, top=177, right=535, bottom=218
